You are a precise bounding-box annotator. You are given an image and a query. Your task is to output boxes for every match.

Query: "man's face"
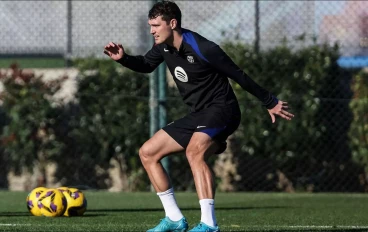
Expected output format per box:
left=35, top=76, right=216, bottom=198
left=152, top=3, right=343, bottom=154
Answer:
left=148, top=16, right=173, bottom=44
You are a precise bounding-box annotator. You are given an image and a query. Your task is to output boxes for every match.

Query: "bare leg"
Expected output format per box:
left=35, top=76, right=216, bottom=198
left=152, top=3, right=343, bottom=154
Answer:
left=140, top=129, right=187, bottom=224
left=186, top=132, right=219, bottom=228
left=139, top=129, right=184, bottom=192
left=186, top=132, right=219, bottom=199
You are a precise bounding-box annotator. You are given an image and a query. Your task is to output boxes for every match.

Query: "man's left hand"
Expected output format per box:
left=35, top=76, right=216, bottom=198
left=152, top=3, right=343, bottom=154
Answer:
left=268, top=100, right=294, bottom=123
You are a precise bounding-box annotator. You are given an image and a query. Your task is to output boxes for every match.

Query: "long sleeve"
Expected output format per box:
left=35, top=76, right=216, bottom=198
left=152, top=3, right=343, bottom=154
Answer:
left=203, top=43, right=278, bottom=109
left=117, top=44, right=164, bottom=73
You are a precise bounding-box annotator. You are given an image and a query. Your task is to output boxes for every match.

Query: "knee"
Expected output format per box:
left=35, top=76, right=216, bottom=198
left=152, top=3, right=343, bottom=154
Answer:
left=139, top=145, right=155, bottom=165
left=186, top=145, right=205, bottom=165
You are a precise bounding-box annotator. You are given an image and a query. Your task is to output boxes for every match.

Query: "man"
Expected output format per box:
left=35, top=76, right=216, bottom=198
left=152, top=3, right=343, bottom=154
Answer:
left=104, top=1, right=294, bottom=231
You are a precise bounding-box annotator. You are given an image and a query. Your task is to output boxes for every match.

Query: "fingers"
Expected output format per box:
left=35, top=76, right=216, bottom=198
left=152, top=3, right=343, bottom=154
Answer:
left=278, top=110, right=294, bottom=120
left=104, top=42, right=119, bottom=49
left=278, top=101, right=293, bottom=119
left=269, top=100, right=294, bottom=123
left=281, top=110, right=294, bottom=117
left=103, top=50, right=110, bottom=56
left=104, top=42, right=123, bottom=59
left=268, top=111, right=276, bottom=123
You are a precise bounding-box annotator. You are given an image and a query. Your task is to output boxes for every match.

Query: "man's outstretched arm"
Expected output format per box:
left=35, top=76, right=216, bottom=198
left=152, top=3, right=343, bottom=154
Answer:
left=203, top=44, right=294, bottom=122
left=104, top=42, right=163, bottom=73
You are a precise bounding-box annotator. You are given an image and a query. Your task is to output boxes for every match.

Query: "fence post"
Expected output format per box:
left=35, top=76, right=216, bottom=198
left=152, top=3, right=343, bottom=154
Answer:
left=255, top=0, right=260, bottom=53
left=66, top=0, right=73, bottom=67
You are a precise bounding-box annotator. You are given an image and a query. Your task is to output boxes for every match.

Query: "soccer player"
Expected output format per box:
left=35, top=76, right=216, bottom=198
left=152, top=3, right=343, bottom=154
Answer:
left=104, top=1, right=294, bottom=231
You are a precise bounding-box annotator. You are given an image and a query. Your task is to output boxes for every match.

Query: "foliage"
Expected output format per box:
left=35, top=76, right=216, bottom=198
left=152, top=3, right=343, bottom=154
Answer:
left=349, top=70, right=368, bottom=175
left=222, top=41, right=362, bottom=192
left=0, top=107, right=8, bottom=188
left=53, top=59, right=150, bottom=190
left=0, top=64, right=65, bottom=175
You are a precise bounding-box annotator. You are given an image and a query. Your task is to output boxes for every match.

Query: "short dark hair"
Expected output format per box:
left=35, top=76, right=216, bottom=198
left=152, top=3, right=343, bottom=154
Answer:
left=148, top=1, right=182, bottom=28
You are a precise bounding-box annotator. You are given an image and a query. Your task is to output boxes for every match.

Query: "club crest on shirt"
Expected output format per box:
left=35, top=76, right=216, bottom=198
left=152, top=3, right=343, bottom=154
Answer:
left=187, top=56, right=194, bottom=63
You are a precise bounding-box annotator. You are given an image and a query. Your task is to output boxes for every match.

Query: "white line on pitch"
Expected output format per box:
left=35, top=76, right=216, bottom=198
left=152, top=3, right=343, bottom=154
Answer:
left=0, top=224, right=31, bottom=226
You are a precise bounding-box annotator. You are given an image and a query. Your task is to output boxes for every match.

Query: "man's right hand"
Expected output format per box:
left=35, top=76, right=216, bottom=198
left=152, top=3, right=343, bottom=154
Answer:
left=104, top=42, right=124, bottom=61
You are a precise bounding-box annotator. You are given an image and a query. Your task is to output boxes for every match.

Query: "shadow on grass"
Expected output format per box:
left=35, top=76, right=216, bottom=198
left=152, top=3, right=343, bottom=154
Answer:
left=88, top=206, right=289, bottom=213
left=247, top=230, right=368, bottom=232
left=79, top=214, right=108, bottom=217
left=0, top=212, right=107, bottom=217
left=0, top=212, right=30, bottom=217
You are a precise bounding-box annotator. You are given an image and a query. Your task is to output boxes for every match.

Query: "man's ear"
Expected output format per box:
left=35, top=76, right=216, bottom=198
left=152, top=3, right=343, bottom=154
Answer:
left=170, top=19, right=177, bottom=30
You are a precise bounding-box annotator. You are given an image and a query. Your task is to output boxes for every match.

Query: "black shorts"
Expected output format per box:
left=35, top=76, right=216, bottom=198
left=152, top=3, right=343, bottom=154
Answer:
left=163, top=103, right=241, bottom=154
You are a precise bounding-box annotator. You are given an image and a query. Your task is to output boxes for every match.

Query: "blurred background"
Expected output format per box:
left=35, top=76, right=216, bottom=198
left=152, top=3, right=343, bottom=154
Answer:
left=0, top=0, right=367, bottom=193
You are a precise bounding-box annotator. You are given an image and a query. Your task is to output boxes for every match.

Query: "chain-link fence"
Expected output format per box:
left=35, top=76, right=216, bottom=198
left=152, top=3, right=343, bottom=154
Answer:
left=2, top=1, right=367, bottom=57
left=0, top=1, right=367, bottom=192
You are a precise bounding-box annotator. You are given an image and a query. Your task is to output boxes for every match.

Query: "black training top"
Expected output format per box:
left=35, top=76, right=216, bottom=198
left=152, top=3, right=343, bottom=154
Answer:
left=117, top=28, right=278, bottom=112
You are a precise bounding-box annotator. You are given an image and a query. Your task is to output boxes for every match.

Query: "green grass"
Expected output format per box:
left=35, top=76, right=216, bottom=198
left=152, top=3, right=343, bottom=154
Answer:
left=1, top=191, right=368, bottom=231
left=0, top=58, right=66, bottom=68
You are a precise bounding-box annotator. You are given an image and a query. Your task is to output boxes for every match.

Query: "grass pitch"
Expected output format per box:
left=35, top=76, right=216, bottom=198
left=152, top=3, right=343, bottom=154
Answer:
left=0, top=191, right=367, bottom=232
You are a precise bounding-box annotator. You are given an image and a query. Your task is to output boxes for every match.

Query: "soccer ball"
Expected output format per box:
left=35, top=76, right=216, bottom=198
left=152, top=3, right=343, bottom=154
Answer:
left=61, top=187, right=87, bottom=216
left=38, top=189, right=67, bottom=217
left=26, top=187, right=48, bottom=216
left=57, top=186, right=70, bottom=193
